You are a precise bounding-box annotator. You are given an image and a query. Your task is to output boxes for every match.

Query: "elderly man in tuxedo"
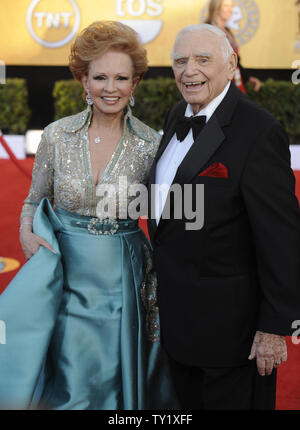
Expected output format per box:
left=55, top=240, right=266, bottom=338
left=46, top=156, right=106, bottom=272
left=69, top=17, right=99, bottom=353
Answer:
left=147, top=24, right=300, bottom=409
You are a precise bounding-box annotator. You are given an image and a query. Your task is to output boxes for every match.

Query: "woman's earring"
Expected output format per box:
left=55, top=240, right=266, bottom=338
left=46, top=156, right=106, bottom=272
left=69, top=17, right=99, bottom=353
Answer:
left=130, top=92, right=135, bottom=107
left=86, top=89, right=93, bottom=106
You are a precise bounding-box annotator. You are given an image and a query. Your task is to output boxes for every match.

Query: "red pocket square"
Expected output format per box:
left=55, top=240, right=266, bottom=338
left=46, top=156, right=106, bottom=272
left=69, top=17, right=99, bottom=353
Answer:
left=198, top=162, right=228, bottom=178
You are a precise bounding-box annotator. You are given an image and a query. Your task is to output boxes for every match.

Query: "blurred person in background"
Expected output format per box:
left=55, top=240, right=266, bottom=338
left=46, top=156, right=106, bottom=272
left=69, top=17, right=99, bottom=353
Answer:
left=205, top=0, right=261, bottom=93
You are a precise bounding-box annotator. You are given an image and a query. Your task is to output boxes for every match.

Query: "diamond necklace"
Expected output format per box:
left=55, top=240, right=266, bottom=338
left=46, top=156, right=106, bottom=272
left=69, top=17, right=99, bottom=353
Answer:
left=94, top=136, right=101, bottom=144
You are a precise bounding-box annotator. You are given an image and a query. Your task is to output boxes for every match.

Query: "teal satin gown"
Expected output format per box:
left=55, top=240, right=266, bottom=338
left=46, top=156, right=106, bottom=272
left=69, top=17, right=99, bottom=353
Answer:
left=0, top=198, right=177, bottom=410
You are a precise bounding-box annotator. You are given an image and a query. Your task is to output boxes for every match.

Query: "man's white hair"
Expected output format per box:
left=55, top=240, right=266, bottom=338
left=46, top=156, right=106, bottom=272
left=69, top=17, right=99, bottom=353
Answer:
left=171, top=24, right=234, bottom=63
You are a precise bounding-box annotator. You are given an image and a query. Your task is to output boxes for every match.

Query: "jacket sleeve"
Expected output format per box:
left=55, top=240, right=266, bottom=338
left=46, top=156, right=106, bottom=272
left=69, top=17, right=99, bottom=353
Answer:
left=241, top=120, right=300, bottom=335
left=20, top=126, right=54, bottom=222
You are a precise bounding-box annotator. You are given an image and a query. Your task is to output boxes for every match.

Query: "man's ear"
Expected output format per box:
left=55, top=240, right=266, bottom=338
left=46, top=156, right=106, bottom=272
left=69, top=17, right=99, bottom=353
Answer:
left=227, top=52, right=238, bottom=80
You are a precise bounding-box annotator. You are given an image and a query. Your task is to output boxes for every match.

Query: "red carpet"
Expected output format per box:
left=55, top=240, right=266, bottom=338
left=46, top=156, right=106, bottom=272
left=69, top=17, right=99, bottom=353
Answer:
left=0, top=157, right=300, bottom=409
left=0, top=158, right=33, bottom=292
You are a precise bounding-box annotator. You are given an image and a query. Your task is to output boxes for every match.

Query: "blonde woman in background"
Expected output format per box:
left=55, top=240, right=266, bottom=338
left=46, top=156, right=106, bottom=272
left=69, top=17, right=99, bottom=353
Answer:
left=205, top=0, right=261, bottom=93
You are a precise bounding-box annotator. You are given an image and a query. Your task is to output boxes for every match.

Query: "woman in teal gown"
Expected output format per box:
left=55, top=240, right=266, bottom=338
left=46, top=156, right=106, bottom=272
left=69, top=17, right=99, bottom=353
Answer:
left=0, top=21, right=177, bottom=410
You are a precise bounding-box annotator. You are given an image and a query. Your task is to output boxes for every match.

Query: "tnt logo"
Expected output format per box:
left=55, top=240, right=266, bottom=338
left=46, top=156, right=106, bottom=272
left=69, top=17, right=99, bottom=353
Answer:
left=0, top=320, right=6, bottom=345
left=34, top=12, right=73, bottom=28
left=26, top=0, right=80, bottom=48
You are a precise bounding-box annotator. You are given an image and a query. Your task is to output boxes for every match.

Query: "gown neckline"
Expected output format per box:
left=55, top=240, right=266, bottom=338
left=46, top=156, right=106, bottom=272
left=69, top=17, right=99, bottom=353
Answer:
left=84, top=110, right=128, bottom=188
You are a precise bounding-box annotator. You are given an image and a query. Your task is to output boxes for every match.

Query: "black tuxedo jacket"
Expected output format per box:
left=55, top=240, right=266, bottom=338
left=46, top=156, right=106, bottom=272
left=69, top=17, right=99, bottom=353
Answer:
left=147, top=82, right=300, bottom=367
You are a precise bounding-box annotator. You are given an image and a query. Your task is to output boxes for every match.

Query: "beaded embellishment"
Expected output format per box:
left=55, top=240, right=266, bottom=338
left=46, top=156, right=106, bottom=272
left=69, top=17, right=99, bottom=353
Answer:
left=140, top=242, right=160, bottom=343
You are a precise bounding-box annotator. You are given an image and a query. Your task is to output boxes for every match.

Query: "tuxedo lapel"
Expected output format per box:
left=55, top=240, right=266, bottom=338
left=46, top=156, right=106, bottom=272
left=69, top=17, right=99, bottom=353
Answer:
left=154, top=114, right=225, bottom=233
left=149, top=82, right=242, bottom=235
left=173, top=82, right=241, bottom=185
left=148, top=102, right=186, bottom=236
left=148, top=101, right=186, bottom=202
left=155, top=102, right=186, bottom=162
left=172, top=114, right=225, bottom=185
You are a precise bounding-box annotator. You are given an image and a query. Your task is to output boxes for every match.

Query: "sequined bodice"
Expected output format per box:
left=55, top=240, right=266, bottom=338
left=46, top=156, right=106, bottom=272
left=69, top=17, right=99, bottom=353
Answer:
left=21, top=106, right=160, bottom=220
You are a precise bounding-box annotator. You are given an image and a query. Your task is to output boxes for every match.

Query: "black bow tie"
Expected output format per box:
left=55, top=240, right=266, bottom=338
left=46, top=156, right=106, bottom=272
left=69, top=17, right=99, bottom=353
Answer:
left=175, top=115, right=207, bottom=142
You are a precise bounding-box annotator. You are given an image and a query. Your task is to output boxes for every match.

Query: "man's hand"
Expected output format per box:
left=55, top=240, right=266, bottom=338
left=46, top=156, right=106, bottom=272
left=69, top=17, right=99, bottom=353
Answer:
left=248, top=331, right=287, bottom=376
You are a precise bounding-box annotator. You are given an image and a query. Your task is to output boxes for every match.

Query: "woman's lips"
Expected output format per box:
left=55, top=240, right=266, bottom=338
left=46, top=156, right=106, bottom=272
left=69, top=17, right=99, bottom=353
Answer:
left=101, top=96, right=120, bottom=104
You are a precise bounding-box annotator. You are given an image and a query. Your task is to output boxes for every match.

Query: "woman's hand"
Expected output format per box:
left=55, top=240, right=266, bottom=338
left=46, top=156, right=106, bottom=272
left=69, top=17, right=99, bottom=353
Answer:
left=248, top=76, right=261, bottom=92
left=20, top=228, right=56, bottom=260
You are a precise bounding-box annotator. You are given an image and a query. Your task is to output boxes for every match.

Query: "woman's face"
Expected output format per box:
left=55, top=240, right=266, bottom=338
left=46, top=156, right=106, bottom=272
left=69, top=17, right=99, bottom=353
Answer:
left=82, top=50, right=137, bottom=116
left=218, top=0, right=234, bottom=22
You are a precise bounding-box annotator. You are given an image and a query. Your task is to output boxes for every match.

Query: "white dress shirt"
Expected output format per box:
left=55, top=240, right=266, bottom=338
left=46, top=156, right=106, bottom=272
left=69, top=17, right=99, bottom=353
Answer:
left=154, top=81, right=231, bottom=225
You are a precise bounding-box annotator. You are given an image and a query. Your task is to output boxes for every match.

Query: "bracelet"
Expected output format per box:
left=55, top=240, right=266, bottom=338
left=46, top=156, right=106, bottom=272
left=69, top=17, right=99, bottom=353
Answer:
left=19, top=222, right=32, bottom=232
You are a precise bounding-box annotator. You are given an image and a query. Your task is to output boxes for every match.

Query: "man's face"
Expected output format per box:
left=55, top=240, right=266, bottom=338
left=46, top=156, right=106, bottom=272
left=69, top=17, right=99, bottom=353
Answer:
left=172, top=30, right=236, bottom=114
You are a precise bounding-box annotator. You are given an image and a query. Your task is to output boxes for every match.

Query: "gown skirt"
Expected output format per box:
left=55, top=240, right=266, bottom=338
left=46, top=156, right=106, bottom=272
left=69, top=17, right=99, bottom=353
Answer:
left=0, top=198, right=176, bottom=410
